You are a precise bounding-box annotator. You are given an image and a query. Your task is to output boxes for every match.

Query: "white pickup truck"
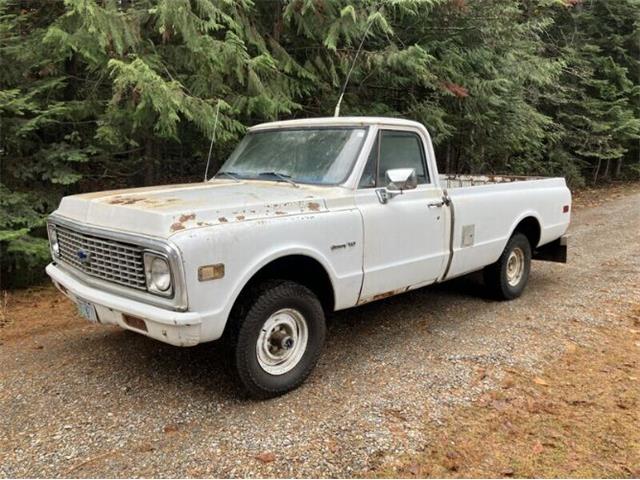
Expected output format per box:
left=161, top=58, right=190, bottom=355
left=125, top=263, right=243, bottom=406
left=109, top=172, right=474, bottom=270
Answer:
left=46, top=117, right=570, bottom=397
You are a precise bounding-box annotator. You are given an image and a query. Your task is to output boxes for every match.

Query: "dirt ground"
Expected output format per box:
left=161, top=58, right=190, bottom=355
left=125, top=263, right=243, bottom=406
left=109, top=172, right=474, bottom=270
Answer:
left=375, top=183, right=640, bottom=478
left=376, top=308, right=640, bottom=478
left=0, top=183, right=639, bottom=478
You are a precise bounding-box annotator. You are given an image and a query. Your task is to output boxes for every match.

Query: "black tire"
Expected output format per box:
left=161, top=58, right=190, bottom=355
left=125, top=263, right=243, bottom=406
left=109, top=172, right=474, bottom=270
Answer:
left=226, top=279, right=326, bottom=399
left=483, top=233, right=532, bottom=300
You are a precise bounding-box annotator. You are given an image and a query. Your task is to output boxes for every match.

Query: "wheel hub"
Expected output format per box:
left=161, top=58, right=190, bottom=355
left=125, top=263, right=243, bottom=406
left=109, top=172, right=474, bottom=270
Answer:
left=256, top=308, right=308, bottom=375
left=506, top=247, right=525, bottom=287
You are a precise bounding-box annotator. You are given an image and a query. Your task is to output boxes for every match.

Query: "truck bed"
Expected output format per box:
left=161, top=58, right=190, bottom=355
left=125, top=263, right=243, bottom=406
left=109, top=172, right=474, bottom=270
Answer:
left=438, top=173, right=571, bottom=281
left=439, top=174, right=545, bottom=189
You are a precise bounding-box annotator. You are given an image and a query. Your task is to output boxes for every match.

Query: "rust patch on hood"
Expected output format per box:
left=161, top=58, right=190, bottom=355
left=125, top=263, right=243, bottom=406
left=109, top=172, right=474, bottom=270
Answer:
left=108, top=196, right=182, bottom=208
left=109, top=196, right=147, bottom=205
left=218, top=217, right=228, bottom=223
left=307, top=202, right=321, bottom=212
left=170, top=212, right=197, bottom=232
left=236, top=215, right=246, bottom=221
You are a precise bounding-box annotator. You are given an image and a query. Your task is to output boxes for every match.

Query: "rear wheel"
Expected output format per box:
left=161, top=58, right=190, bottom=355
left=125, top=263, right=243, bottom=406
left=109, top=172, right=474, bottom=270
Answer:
left=227, top=280, right=326, bottom=398
left=483, top=233, right=532, bottom=300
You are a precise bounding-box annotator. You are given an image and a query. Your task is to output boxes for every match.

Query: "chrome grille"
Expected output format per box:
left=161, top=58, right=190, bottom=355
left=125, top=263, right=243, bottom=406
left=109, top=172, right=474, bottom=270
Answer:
left=55, top=225, right=147, bottom=290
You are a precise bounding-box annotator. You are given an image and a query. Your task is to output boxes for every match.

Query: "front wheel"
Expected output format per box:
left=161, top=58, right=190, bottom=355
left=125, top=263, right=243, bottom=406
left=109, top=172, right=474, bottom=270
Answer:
left=228, top=280, right=326, bottom=398
left=483, top=233, right=532, bottom=300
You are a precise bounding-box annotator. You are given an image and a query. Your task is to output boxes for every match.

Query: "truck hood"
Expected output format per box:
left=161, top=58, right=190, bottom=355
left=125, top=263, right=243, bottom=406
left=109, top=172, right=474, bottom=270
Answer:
left=54, top=180, right=337, bottom=238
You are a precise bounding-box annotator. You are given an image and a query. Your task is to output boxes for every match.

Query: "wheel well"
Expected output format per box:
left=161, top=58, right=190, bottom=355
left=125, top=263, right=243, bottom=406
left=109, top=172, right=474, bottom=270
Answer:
left=234, top=255, right=335, bottom=315
left=513, top=216, right=541, bottom=249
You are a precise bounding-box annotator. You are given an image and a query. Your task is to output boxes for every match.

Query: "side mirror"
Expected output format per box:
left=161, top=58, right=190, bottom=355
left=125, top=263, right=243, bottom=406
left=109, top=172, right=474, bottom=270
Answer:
left=386, top=168, right=418, bottom=192
left=376, top=168, right=417, bottom=204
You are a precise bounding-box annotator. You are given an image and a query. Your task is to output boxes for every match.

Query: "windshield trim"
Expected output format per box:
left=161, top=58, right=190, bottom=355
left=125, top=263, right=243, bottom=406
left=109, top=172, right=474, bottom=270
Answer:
left=216, top=126, right=370, bottom=187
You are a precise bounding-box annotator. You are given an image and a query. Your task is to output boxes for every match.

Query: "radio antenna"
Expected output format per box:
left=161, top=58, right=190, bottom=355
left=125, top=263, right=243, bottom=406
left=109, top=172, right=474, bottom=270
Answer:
left=334, top=19, right=373, bottom=117
left=204, top=101, right=221, bottom=182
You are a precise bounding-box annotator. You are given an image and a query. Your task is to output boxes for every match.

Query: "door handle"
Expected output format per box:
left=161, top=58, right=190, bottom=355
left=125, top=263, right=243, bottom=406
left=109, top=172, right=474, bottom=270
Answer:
left=428, top=201, right=444, bottom=208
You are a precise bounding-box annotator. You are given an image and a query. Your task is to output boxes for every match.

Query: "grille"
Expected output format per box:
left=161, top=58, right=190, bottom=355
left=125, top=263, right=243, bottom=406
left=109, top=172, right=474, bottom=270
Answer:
left=55, top=225, right=147, bottom=291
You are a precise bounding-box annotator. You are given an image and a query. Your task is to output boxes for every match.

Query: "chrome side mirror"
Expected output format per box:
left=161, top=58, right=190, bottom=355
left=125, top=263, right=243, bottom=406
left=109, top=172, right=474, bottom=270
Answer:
left=376, top=168, right=417, bottom=204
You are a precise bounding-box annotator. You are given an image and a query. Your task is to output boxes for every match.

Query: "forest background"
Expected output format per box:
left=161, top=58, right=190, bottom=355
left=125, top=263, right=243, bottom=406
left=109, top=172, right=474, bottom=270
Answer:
left=0, top=0, right=638, bottom=287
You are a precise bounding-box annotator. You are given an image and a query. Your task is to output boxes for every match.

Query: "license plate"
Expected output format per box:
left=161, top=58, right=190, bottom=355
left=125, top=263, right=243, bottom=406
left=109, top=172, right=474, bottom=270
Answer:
left=75, top=298, right=98, bottom=323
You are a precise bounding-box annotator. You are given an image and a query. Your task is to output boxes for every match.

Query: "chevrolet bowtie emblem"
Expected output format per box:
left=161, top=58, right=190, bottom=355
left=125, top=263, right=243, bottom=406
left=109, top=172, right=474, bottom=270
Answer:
left=76, top=249, right=91, bottom=264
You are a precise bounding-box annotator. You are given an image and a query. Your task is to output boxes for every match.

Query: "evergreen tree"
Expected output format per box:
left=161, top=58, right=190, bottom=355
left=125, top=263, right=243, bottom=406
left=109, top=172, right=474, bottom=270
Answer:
left=543, top=0, right=640, bottom=185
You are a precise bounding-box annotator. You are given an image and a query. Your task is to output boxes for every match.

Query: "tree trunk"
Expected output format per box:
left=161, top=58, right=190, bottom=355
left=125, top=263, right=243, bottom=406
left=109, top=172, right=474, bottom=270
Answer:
left=615, top=158, right=623, bottom=178
left=143, top=138, right=156, bottom=186
left=445, top=142, right=451, bottom=174
left=273, top=0, right=283, bottom=43
left=602, top=158, right=610, bottom=180
left=593, top=157, right=601, bottom=184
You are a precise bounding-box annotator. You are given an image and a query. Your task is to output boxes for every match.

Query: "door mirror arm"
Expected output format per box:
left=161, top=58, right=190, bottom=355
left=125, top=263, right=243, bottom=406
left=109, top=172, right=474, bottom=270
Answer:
left=375, top=188, right=397, bottom=204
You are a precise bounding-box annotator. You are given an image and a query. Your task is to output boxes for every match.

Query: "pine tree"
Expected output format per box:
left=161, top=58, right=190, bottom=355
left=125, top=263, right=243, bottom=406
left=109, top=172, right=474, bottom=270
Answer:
left=543, top=0, right=640, bottom=185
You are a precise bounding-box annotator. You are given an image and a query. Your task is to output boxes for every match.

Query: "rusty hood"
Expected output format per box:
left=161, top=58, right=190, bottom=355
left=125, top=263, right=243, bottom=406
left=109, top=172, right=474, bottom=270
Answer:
left=54, top=180, right=335, bottom=238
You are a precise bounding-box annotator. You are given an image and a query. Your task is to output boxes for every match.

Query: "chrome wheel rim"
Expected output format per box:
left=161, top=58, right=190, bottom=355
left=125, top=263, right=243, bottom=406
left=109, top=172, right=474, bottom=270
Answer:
left=256, top=308, right=308, bottom=375
left=506, top=247, right=525, bottom=287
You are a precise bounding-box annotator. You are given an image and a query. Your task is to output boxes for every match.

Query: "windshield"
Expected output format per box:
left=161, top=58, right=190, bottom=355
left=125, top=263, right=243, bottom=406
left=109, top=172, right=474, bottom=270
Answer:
left=217, top=127, right=367, bottom=185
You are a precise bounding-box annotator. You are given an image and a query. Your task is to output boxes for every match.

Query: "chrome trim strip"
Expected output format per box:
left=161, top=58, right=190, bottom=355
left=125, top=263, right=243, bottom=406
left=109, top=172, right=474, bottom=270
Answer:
left=47, top=214, right=188, bottom=311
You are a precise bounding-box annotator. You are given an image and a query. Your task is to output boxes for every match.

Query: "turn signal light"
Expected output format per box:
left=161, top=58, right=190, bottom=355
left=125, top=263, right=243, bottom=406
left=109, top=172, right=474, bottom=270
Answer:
left=198, top=264, right=225, bottom=281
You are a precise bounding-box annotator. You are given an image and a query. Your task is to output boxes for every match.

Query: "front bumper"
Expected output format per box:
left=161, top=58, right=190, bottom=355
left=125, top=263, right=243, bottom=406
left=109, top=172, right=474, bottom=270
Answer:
left=46, top=263, right=202, bottom=346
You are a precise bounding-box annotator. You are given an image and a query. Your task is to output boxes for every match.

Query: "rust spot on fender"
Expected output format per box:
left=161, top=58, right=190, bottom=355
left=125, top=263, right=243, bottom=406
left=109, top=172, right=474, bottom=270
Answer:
left=178, top=213, right=196, bottom=223
left=373, top=290, right=399, bottom=301
left=274, top=211, right=286, bottom=215
left=360, top=286, right=411, bottom=305
left=218, top=217, right=228, bottom=223
left=307, top=202, right=321, bottom=212
left=236, top=215, right=246, bottom=221
left=170, top=222, right=186, bottom=232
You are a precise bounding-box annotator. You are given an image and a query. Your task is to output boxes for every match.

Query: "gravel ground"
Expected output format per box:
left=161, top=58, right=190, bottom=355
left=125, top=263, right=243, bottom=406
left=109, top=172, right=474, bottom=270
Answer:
left=1, top=186, right=638, bottom=478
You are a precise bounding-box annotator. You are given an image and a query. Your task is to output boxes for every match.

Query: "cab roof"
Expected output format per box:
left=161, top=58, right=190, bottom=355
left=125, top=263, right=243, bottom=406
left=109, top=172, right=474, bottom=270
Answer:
left=249, top=116, right=424, bottom=132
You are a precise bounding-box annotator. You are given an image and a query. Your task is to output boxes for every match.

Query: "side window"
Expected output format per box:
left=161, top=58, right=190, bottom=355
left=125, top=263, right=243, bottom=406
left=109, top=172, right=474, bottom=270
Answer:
left=358, top=136, right=378, bottom=189
left=377, top=131, right=428, bottom=186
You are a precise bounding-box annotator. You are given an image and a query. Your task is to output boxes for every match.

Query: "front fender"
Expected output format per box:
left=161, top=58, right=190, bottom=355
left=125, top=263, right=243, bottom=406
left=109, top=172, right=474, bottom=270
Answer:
left=171, top=210, right=364, bottom=342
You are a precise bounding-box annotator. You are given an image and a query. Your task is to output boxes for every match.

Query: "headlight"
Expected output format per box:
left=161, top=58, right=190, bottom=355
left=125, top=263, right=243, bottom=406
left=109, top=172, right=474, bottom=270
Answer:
left=48, top=224, right=60, bottom=257
left=144, top=252, right=173, bottom=296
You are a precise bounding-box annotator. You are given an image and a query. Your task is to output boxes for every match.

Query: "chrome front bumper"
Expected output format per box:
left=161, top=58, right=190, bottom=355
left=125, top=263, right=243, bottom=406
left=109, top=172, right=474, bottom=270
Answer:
left=46, top=263, right=202, bottom=347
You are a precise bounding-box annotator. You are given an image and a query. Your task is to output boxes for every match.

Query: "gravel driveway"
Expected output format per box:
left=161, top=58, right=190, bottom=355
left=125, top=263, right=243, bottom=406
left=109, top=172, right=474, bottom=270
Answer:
left=1, top=188, right=639, bottom=478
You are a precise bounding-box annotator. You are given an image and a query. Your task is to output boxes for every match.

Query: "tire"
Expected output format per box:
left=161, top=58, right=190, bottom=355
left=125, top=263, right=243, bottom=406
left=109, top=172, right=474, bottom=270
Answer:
left=227, top=279, right=326, bottom=399
left=483, top=233, right=532, bottom=300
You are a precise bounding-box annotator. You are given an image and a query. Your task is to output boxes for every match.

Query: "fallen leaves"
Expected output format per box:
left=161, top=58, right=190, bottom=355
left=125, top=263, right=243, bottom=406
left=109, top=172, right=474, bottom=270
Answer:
left=533, top=377, right=549, bottom=386
left=532, top=441, right=544, bottom=454
left=501, top=466, right=515, bottom=476
left=382, top=304, right=640, bottom=478
left=255, top=451, right=276, bottom=463
left=163, top=424, right=179, bottom=434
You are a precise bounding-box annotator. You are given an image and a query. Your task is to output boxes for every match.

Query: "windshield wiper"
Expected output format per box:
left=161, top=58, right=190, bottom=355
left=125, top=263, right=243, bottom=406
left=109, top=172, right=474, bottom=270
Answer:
left=258, top=171, right=298, bottom=188
left=214, top=170, right=241, bottom=182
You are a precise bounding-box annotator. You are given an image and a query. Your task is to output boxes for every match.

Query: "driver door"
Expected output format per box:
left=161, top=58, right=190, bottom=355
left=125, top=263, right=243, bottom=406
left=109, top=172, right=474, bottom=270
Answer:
left=355, top=129, right=448, bottom=302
